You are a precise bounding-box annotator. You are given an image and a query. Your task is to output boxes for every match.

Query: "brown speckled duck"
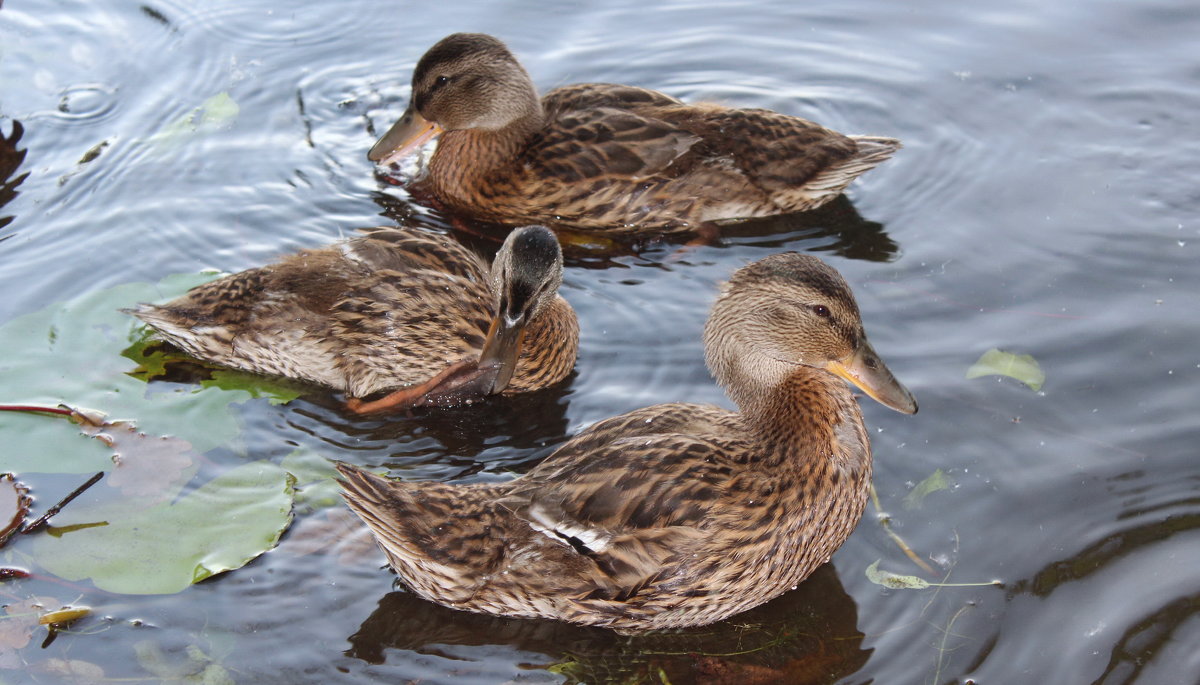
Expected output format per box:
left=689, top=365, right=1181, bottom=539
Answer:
left=126, top=225, right=578, bottom=413
left=336, top=252, right=917, bottom=631
left=369, top=33, right=900, bottom=239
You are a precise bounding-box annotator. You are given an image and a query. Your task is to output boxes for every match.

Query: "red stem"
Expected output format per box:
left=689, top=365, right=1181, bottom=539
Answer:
left=0, top=405, right=72, bottom=416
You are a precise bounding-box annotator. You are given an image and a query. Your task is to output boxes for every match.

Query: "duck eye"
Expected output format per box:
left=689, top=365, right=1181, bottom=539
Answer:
left=810, top=304, right=831, bottom=318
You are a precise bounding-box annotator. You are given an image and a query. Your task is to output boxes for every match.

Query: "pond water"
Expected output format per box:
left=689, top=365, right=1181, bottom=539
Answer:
left=1, top=0, right=1198, bottom=683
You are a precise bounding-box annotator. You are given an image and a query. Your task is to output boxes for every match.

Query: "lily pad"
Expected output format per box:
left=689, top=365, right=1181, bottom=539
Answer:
left=280, top=448, right=342, bottom=511
left=30, top=461, right=294, bottom=594
left=200, top=368, right=305, bottom=406
left=966, top=348, right=1045, bottom=391
left=0, top=273, right=254, bottom=475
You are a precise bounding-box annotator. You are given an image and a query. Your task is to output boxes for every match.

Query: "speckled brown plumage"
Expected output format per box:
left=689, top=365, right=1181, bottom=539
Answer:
left=336, top=252, right=917, bottom=631
left=368, top=33, right=900, bottom=237
left=126, top=225, right=578, bottom=411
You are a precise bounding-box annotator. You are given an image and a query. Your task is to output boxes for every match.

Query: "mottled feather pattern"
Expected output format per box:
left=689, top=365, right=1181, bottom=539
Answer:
left=337, top=253, right=917, bottom=631
left=128, top=226, right=578, bottom=401
left=379, top=35, right=900, bottom=235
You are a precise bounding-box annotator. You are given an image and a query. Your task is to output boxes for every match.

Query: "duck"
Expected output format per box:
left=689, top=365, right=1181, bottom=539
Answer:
left=336, top=252, right=917, bottom=631
left=368, top=33, right=900, bottom=240
left=126, top=225, right=578, bottom=413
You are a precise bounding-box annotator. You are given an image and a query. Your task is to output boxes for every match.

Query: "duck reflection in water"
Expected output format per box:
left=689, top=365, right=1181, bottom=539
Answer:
left=345, top=564, right=868, bottom=684
left=0, top=120, right=28, bottom=240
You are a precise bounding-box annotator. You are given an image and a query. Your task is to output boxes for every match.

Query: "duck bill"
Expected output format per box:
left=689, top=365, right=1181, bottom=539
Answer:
left=477, top=312, right=527, bottom=394
left=368, top=107, right=444, bottom=166
left=825, top=340, right=918, bottom=415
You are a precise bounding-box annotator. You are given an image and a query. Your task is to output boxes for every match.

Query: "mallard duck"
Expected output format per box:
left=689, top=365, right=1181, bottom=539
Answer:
left=368, top=33, right=900, bottom=239
left=336, top=252, right=917, bottom=631
left=126, top=225, right=578, bottom=413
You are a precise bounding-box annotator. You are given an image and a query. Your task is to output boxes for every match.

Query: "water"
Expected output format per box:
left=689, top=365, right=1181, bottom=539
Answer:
left=1, top=0, right=1198, bottom=682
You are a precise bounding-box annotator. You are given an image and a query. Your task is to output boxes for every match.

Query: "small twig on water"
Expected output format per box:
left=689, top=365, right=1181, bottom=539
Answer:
left=22, top=472, right=105, bottom=535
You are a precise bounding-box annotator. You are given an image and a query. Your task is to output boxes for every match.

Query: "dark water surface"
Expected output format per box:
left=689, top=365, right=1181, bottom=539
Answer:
left=2, top=0, right=1198, bottom=682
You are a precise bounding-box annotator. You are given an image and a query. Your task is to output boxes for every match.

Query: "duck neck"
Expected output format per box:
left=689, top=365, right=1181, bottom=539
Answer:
left=429, top=108, right=544, bottom=207
left=706, top=333, right=870, bottom=476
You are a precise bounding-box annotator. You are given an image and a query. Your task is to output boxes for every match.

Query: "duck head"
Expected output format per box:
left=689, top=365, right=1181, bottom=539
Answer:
left=369, top=33, right=539, bottom=166
left=704, top=253, right=917, bottom=415
left=478, top=225, right=565, bottom=393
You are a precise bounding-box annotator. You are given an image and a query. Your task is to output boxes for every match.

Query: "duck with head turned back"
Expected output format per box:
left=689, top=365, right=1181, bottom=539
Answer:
left=369, top=33, right=901, bottom=241
left=336, top=252, right=917, bottom=631
left=125, top=225, right=578, bottom=413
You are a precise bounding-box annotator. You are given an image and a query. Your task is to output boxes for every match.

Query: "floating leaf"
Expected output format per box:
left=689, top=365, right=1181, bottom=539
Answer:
left=200, top=368, right=304, bottom=406
left=38, top=606, right=91, bottom=627
left=280, top=448, right=342, bottom=511
left=902, top=469, right=950, bottom=510
left=966, top=348, right=1045, bottom=391
left=31, top=461, right=294, bottom=594
left=865, top=560, right=931, bottom=590
left=0, top=474, right=32, bottom=546
left=0, top=273, right=249, bottom=476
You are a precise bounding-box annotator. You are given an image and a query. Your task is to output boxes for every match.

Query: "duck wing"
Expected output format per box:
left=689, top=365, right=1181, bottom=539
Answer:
left=528, top=105, right=700, bottom=183
left=499, top=404, right=741, bottom=601
left=542, top=83, right=684, bottom=115
left=327, top=232, right=494, bottom=397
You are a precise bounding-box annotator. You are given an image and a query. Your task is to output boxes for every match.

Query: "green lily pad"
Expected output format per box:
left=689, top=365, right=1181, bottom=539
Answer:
left=30, top=461, right=294, bottom=595
left=0, top=273, right=251, bottom=475
left=280, top=448, right=342, bottom=511
left=966, top=348, right=1045, bottom=391
left=200, top=369, right=304, bottom=406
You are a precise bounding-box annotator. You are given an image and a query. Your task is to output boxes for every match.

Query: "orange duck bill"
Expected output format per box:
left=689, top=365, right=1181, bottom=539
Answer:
left=368, top=107, right=444, bottom=166
left=823, top=339, right=918, bottom=415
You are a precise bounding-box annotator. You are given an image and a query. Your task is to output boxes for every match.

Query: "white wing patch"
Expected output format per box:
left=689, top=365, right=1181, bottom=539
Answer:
left=526, top=503, right=612, bottom=554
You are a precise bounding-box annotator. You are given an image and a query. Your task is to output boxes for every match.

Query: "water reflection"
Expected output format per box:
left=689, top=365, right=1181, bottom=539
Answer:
left=0, top=120, right=28, bottom=239
left=371, top=183, right=900, bottom=265
left=346, top=564, right=868, bottom=685
left=286, top=379, right=574, bottom=475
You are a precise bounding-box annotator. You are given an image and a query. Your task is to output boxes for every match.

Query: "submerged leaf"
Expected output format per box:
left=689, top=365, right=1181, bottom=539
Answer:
left=966, top=348, right=1045, bottom=391
left=153, top=93, right=241, bottom=149
left=68, top=408, right=195, bottom=505
left=31, top=461, right=294, bottom=594
left=0, top=598, right=42, bottom=652
left=902, top=469, right=950, bottom=510
left=35, top=659, right=105, bottom=680
left=865, top=560, right=931, bottom=590
left=198, top=92, right=240, bottom=128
